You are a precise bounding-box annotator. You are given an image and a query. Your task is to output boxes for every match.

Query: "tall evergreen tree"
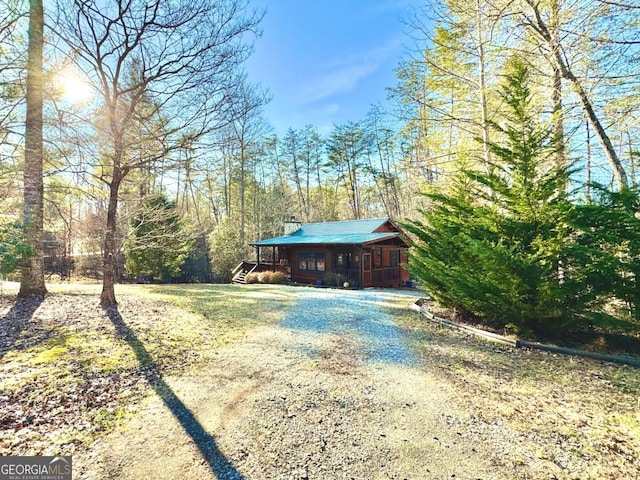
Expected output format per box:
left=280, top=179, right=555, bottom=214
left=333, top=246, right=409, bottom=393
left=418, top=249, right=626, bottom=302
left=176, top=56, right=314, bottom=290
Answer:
left=125, top=194, right=191, bottom=282
left=406, top=58, right=590, bottom=335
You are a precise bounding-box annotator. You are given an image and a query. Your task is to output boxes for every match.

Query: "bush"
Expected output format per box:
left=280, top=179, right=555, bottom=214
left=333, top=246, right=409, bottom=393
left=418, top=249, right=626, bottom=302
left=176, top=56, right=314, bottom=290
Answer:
left=0, top=220, right=31, bottom=276
left=322, top=272, right=346, bottom=288
left=270, top=271, right=286, bottom=284
left=245, top=272, right=259, bottom=284
left=258, top=271, right=272, bottom=283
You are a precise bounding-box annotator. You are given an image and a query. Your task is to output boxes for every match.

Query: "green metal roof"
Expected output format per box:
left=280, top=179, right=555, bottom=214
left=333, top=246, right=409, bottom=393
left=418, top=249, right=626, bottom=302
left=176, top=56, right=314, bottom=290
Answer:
left=297, top=218, right=391, bottom=235
left=252, top=232, right=400, bottom=246
left=252, top=217, right=408, bottom=247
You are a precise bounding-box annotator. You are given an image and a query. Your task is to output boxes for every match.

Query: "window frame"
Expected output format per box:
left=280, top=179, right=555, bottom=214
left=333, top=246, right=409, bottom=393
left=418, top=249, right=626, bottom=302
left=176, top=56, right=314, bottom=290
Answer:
left=298, top=252, right=326, bottom=272
left=390, top=249, right=400, bottom=267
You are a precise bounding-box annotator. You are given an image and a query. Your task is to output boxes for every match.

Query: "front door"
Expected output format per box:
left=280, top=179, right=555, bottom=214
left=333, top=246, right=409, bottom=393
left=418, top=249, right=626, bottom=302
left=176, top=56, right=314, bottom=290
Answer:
left=362, top=252, right=371, bottom=287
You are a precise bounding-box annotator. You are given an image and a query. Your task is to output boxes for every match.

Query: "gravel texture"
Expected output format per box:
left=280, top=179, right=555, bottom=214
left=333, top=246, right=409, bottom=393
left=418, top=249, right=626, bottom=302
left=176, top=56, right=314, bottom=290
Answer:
left=6, top=285, right=637, bottom=479
left=75, top=287, right=519, bottom=479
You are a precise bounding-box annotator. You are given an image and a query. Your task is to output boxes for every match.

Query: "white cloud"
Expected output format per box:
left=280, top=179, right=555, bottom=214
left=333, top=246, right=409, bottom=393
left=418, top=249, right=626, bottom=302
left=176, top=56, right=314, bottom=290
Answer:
left=298, top=63, right=379, bottom=104
left=296, top=36, right=403, bottom=105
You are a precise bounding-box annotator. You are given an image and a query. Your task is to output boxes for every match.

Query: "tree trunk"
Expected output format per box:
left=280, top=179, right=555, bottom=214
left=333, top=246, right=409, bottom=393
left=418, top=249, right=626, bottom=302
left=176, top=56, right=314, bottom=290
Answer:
left=475, top=0, right=491, bottom=172
left=568, top=74, right=628, bottom=189
left=628, top=131, right=636, bottom=187
left=100, top=171, right=123, bottom=307
left=585, top=114, right=592, bottom=202
left=19, top=0, right=47, bottom=298
left=292, top=153, right=306, bottom=218
left=550, top=0, right=566, bottom=172
left=525, top=0, right=628, bottom=189
left=239, top=145, right=246, bottom=248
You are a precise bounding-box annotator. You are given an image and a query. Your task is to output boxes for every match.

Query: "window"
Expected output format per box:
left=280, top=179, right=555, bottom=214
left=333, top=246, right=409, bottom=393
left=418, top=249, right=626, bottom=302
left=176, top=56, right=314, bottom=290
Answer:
left=373, top=248, right=382, bottom=268
left=298, top=252, right=326, bottom=272
left=390, top=249, right=400, bottom=267
left=336, top=251, right=355, bottom=269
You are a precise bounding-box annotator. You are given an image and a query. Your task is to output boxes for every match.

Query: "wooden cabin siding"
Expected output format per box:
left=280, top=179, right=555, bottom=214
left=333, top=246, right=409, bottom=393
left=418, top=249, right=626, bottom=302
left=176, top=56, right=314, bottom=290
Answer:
left=251, top=218, right=411, bottom=289
left=372, top=220, right=397, bottom=234
left=289, top=246, right=332, bottom=285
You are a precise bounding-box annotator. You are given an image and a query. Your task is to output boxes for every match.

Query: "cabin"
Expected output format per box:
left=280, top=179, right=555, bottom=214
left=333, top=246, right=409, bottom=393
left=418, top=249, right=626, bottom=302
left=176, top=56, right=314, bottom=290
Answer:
left=233, top=217, right=411, bottom=288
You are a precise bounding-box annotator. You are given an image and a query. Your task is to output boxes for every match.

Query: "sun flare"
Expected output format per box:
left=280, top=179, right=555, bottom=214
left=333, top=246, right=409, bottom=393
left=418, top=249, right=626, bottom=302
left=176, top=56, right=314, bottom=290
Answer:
left=59, top=72, right=93, bottom=104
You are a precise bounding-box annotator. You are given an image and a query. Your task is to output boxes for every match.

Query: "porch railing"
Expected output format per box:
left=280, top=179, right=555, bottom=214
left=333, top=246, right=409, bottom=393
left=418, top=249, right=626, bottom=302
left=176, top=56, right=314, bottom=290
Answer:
left=372, top=267, right=401, bottom=285
left=334, top=268, right=359, bottom=287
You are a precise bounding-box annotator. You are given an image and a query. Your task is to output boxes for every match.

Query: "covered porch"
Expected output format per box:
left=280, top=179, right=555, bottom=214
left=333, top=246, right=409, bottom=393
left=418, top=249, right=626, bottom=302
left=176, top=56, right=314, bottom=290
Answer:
left=237, top=242, right=408, bottom=288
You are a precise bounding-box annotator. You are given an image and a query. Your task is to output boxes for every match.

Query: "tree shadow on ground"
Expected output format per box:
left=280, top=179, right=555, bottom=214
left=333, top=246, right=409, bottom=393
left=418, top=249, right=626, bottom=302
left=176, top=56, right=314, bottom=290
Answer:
left=104, top=305, right=245, bottom=480
left=0, top=296, right=44, bottom=361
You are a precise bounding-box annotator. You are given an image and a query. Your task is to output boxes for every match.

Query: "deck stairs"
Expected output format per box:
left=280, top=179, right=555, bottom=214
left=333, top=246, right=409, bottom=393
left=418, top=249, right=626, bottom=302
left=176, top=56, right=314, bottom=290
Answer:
left=232, top=262, right=258, bottom=284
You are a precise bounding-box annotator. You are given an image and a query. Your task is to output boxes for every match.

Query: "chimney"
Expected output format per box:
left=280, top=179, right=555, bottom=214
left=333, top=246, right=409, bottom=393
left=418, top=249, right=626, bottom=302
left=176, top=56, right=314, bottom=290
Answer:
left=284, top=216, right=302, bottom=235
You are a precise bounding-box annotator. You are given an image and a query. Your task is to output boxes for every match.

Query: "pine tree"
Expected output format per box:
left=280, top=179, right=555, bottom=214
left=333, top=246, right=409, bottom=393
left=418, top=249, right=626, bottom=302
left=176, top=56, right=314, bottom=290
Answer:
left=570, top=186, right=640, bottom=323
left=406, top=58, right=590, bottom=335
left=124, top=194, right=192, bottom=283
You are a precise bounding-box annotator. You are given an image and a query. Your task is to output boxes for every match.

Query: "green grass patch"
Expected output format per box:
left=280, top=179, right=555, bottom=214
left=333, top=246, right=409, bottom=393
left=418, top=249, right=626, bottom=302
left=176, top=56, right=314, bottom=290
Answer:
left=1, top=283, right=295, bottom=456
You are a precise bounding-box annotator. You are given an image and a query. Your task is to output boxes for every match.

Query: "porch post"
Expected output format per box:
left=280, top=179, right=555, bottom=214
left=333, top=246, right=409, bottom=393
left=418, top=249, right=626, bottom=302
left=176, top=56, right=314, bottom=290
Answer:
left=357, top=246, right=362, bottom=287
left=272, top=246, right=276, bottom=265
left=255, top=245, right=260, bottom=264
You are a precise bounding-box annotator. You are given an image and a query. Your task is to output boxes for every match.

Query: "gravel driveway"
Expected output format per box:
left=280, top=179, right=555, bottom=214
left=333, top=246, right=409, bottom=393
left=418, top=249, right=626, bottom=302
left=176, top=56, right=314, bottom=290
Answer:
left=280, top=288, right=418, bottom=367
left=77, top=287, right=511, bottom=480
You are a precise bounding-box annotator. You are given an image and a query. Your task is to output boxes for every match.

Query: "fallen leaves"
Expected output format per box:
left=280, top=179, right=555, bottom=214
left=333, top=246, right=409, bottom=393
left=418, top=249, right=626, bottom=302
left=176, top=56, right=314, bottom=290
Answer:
left=0, top=293, right=203, bottom=456
left=397, top=302, right=640, bottom=480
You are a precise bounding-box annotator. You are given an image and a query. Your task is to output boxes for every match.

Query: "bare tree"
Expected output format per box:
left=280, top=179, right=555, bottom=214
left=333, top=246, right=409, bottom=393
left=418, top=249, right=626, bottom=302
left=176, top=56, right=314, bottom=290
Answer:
left=57, top=0, right=262, bottom=306
left=222, top=80, right=269, bottom=247
left=517, top=0, right=629, bottom=189
left=0, top=0, right=26, bottom=145
left=326, top=122, right=371, bottom=220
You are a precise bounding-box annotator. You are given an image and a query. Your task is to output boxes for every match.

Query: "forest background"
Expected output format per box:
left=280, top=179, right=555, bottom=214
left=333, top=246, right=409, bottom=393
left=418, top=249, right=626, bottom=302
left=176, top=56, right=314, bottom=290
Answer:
left=1, top=0, right=639, bottom=337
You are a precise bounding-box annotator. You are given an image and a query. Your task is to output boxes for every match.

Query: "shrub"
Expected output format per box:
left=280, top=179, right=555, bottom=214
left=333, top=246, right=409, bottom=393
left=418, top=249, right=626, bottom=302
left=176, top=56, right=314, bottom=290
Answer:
left=0, top=220, right=31, bottom=276
left=258, top=271, right=272, bottom=283
left=270, top=271, right=286, bottom=284
left=245, top=272, right=259, bottom=284
left=322, top=272, right=346, bottom=288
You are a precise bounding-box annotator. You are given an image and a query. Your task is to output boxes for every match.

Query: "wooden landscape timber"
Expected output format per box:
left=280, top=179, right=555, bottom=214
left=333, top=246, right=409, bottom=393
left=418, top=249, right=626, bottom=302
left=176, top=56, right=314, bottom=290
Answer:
left=410, top=299, right=640, bottom=369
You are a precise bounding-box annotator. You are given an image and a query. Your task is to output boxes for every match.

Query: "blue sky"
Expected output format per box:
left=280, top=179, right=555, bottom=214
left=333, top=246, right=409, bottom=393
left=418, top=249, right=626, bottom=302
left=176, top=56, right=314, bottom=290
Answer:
left=245, top=0, right=419, bottom=136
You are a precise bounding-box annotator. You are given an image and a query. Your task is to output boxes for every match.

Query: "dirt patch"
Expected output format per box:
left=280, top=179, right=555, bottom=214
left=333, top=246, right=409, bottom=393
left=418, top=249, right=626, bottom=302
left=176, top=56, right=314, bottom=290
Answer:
left=317, top=335, right=362, bottom=375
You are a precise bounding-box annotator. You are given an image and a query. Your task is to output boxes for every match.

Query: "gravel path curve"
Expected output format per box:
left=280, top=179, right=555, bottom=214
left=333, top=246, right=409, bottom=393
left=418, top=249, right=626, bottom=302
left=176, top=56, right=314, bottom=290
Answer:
left=76, top=287, right=512, bottom=480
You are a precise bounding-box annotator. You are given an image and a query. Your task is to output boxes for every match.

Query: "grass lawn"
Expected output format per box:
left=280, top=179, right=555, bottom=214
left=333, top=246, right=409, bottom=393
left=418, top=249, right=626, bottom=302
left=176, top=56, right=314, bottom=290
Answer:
left=0, top=282, right=295, bottom=455
left=395, top=308, right=640, bottom=478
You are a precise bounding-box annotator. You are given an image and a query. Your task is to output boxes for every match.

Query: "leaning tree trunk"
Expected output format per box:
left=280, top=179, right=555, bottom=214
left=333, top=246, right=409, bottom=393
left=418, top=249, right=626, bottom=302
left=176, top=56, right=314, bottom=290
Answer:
left=19, top=0, right=47, bottom=298
left=100, top=170, right=123, bottom=307
left=475, top=0, right=491, bottom=173
left=525, top=0, right=628, bottom=190
left=550, top=0, right=566, bottom=172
